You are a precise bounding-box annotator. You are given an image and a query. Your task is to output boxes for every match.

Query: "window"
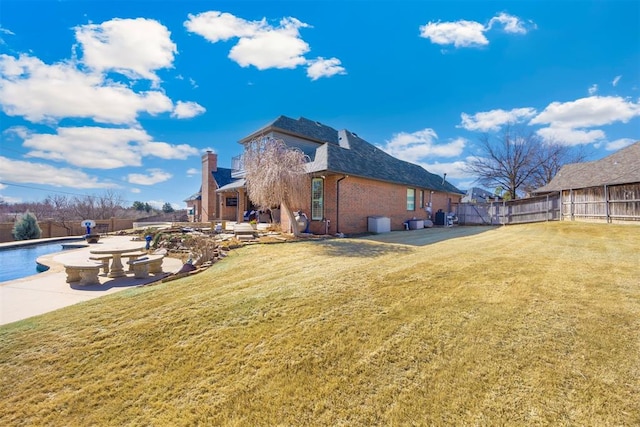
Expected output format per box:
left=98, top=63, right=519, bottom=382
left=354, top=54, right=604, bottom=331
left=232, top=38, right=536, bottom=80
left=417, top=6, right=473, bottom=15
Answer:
left=407, top=188, right=416, bottom=211
left=419, top=190, right=424, bottom=208
left=311, top=178, right=324, bottom=220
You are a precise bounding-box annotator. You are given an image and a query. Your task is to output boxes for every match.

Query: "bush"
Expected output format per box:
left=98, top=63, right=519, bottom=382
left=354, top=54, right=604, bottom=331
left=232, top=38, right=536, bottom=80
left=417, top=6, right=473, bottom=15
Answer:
left=12, top=211, right=42, bottom=241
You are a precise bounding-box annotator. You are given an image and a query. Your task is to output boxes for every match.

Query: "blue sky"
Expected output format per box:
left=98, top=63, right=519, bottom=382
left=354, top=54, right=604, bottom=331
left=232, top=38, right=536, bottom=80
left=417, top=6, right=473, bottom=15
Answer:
left=1, top=0, right=638, bottom=209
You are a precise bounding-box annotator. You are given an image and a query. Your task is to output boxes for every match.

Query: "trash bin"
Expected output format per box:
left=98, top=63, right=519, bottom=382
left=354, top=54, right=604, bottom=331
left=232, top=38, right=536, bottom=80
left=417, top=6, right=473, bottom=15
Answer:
left=435, top=210, right=445, bottom=226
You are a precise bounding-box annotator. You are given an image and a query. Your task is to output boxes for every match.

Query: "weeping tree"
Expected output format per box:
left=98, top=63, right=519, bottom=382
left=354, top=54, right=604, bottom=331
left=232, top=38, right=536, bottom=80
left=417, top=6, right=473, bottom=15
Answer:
left=243, top=137, right=310, bottom=236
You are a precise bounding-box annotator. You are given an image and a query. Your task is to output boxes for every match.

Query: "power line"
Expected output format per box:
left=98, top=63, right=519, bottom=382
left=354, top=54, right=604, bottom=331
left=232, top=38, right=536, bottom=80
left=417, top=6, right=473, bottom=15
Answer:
left=0, top=181, right=171, bottom=206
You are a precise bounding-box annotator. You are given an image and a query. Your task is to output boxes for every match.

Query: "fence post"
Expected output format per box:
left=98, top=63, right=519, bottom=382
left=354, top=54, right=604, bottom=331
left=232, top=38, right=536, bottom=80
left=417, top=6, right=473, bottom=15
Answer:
left=604, top=185, right=610, bottom=223
left=546, top=194, right=549, bottom=221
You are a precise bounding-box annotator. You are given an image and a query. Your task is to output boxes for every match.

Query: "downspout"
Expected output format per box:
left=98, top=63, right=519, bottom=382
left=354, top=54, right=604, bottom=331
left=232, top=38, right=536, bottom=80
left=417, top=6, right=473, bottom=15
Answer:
left=336, top=175, right=348, bottom=234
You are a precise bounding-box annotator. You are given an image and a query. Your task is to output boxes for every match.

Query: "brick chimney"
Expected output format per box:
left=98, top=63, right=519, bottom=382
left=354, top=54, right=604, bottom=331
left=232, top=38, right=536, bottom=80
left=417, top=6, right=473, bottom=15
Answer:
left=201, top=151, right=218, bottom=221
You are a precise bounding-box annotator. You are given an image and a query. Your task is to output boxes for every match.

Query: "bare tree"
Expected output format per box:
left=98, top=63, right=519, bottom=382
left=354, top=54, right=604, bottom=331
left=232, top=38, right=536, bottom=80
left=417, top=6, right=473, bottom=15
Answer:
left=73, top=195, right=97, bottom=220
left=243, top=137, right=310, bottom=236
left=97, top=190, right=124, bottom=219
left=45, top=195, right=76, bottom=235
left=466, top=125, right=584, bottom=199
left=526, top=142, right=589, bottom=192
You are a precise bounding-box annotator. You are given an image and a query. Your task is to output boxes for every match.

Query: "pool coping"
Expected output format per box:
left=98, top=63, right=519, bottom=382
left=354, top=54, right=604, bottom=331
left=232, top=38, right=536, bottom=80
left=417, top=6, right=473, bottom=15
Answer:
left=0, top=236, right=87, bottom=250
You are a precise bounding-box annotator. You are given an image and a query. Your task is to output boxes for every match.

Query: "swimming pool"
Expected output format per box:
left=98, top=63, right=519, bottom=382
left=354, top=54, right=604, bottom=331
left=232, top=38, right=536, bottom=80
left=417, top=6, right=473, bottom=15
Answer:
left=0, top=240, right=84, bottom=283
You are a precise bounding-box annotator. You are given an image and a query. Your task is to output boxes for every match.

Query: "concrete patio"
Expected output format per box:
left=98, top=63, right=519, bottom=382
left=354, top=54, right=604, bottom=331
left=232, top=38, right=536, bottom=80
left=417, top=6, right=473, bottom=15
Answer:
left=0, top=236, right=183, bottom=326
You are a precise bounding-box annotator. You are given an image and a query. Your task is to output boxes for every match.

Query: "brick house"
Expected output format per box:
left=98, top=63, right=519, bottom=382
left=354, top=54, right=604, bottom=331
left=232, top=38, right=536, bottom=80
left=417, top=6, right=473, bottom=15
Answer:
left=188, top=116, right=464, bottom=234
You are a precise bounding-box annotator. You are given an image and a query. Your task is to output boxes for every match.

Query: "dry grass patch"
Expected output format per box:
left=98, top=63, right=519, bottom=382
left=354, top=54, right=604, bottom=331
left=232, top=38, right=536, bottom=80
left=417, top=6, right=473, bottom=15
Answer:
left=1, top=222, right=639, bottom=425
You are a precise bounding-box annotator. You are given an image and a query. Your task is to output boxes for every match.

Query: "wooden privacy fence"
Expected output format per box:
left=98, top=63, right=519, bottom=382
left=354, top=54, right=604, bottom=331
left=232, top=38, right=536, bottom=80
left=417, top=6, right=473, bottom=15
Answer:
left=561, top=183, right=640, bottom=223
left=457, top=183, right=640, bottom=225
left=457, top=195, right=560, bottom=225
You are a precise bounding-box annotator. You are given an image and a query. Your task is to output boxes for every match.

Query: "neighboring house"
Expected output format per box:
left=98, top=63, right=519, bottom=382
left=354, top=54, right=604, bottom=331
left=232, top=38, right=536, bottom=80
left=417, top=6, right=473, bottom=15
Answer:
left=188, top=116, right=464, bottom=234
left=184, top=151, right=234, bottom=222
left=533, top=141, right=640, bottom=223
left=461, top=187, right=503, bottom=204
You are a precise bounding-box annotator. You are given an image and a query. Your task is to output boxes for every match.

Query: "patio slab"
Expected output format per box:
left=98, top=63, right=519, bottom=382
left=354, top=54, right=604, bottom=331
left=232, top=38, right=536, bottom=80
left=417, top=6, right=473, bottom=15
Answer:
left=0, top=236, right=183, bottom=326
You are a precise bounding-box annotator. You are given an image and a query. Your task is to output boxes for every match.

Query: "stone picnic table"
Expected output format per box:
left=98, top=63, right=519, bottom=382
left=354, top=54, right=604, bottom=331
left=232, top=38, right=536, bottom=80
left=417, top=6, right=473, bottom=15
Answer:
left=89, top=241, right=146, bottom=278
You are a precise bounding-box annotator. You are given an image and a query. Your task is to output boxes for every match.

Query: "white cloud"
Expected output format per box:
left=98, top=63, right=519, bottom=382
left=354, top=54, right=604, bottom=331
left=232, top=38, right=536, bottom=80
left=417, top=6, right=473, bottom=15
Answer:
left=418, top=160, right=474, bottom=180
left=186, top=12, right=310, bottom=69
left=131, top=188, right=141, bottom=194
left=378, top=128, right=466, bottom=162
left=0, top=54, right=173, bottom=124
left=530, top=96, right=640, bottom=129
left=146, top=199, right=176, bottom=210
left=127, top=169, right=172, bottom=185
left=74, top=18, right=177, bottom=85
left=0, top=156, right=115, bottom=188
left=0, top=183, right=7, bottom=190
left=420, top=20, right=488, bottom=48
left=535, top=126, right=606, bottom=146
left=605, top=138, right=635, bottom=151
left=172, top=101, right=206, bottom=119
left=14, top=126, right=198, bottom=169
left=137, top=139, right=199, bottom=160
left=0, top=194, right=22, bottom=204
left=420, top=12, right=534, bottom=48
left=487, top=12, right=530, bottom=34
left=185, top=11, right=344, bottom=78
left=229, top=19, right=310, bottom=69
left=306, top=57, right=346, bottom=80
left=186, top=168, right=199, bottom=177
left=460, top=108, right=537, bottom=132
left=184, top=11, right=266, bottom=43
left=588, top=84, right=598, bottom=95
left=612, top=75, right=622, bottom=87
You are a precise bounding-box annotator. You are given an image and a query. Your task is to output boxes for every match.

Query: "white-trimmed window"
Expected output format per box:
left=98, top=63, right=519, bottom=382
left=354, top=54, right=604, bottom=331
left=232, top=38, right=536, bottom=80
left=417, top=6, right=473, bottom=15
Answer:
left=311, top=178, right=324, bottom=220
left=407, top=188, right=416, bottom=211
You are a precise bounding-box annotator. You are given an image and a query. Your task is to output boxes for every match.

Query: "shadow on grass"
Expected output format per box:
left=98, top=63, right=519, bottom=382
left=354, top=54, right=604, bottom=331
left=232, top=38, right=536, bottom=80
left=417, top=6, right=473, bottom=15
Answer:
left=316, top=239, right=415, bottom=258
left=354, top=225, right=498, bottom=247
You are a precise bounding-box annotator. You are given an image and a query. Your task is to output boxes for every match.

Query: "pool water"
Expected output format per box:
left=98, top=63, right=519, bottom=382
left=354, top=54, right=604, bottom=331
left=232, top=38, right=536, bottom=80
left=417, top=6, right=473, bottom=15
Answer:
left=0, top=241, right=81, bottom=283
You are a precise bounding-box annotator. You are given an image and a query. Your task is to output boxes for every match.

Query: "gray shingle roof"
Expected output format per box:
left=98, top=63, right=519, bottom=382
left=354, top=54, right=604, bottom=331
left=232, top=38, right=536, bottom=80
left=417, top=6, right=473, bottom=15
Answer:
left=534, top=141, right=640, bottom=193
left=246, top=116, right=340, bottom=145
left=256, top=116, right=463, bottom=194
left=213, top=167, right=234, bottom=188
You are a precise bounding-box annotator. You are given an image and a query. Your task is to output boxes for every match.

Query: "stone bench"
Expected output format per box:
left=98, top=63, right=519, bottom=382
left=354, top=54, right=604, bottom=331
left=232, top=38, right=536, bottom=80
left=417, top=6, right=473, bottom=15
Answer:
left=233, top=223, right=257, bottom=241
left=89, top=254, right=112, bottom=274
left=121, top=251, right=148, bottom=272
left=63, top=261, right=102, bottom=286
left=127, top=254, right=164, bottom=279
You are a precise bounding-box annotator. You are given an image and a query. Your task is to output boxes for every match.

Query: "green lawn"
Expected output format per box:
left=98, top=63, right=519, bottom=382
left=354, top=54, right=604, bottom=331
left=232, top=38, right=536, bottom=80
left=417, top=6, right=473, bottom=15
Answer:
left=1, top=222, right=639, bottom=426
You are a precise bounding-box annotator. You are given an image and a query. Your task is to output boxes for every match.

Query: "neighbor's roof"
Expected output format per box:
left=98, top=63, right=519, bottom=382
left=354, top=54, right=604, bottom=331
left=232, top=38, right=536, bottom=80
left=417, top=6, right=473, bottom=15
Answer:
left=246, top=116, right=463, bottom=194
left=183, top=186, right=202, bottom=202
left=534, top=141, right=640, bottom=193
left=461, top=187, right=502, bottom=202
